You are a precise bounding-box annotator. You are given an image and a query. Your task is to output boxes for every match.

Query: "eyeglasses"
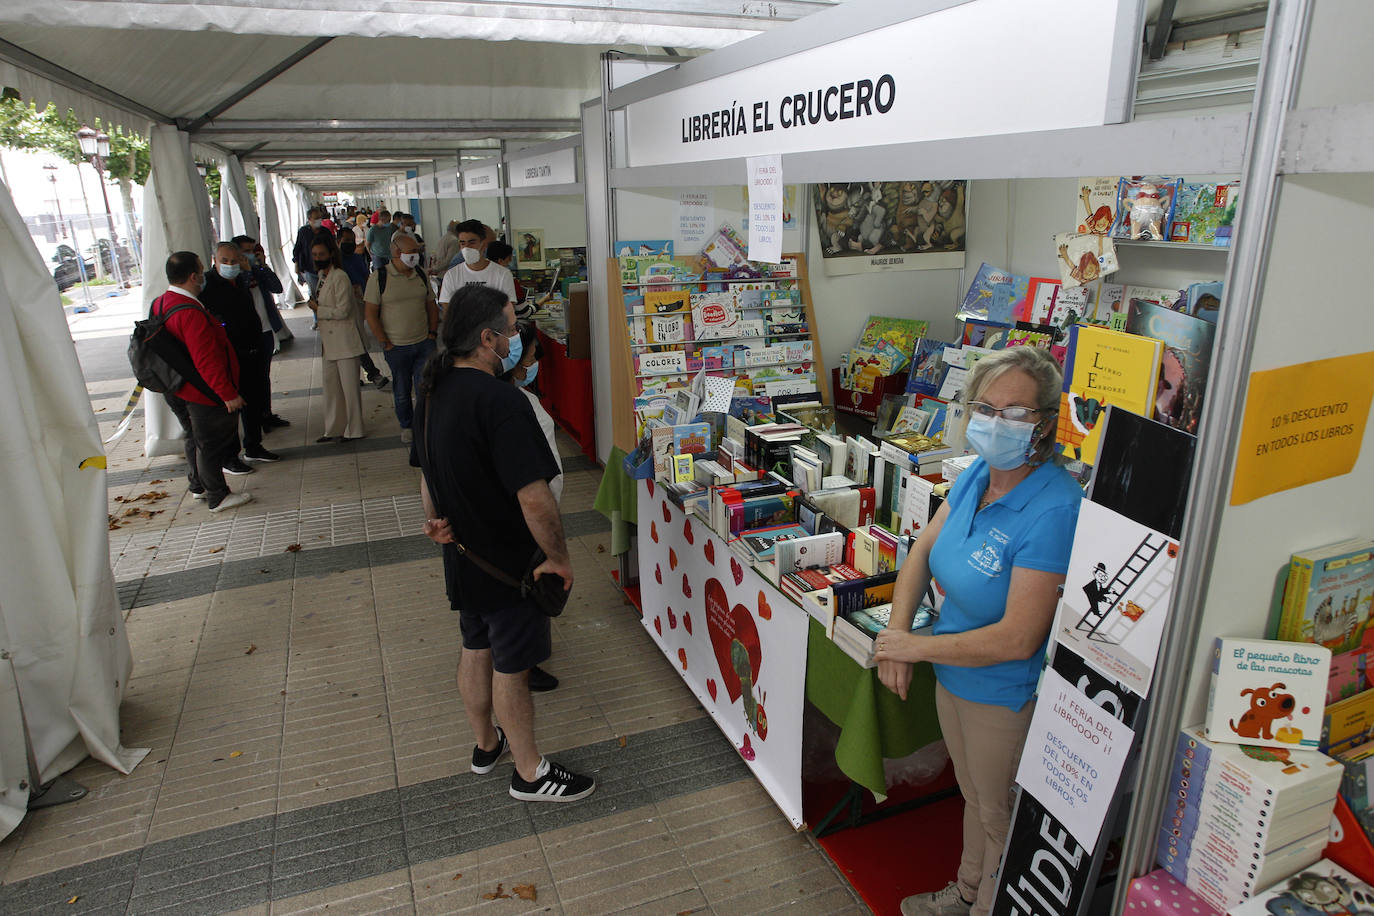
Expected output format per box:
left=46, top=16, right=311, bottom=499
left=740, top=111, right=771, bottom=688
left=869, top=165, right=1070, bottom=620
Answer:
left=968, top=401, right=1042, bottom=422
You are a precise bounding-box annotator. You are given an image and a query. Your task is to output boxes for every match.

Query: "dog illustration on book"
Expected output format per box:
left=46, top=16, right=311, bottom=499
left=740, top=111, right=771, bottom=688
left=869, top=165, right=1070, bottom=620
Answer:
left=1230, top=682, right=1297, bottom=742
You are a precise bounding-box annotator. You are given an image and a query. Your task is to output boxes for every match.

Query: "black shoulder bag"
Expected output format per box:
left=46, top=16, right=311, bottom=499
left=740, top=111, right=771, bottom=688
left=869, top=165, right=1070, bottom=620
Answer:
left=420, top=396, right=570, bottom=616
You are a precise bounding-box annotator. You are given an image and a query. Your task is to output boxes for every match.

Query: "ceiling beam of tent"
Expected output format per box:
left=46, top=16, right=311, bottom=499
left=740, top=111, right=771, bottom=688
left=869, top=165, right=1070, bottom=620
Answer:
left=195, top=119, right=582, bottom=138
left=183, top=38, right=333, bottom=133
left=1147, top=0, right=1178, bottom=61
left=0, top=36, right=174, bottom=125
left=1145, top=3, right=1268, bottom=50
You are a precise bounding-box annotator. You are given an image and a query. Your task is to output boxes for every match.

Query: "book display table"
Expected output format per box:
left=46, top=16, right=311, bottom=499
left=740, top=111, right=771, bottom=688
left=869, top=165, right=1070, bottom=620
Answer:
left=534, top=328, right=595, bottom=460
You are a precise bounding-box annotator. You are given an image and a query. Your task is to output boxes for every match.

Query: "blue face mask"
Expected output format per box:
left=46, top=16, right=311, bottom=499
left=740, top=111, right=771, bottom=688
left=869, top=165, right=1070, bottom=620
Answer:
left=517, top=361, right=538, bottom=387
left=217, top=263, right=241, bottom=280
left=965, top=413, right=1036, bottom=470
left=496, top=329, right=523, bottom=373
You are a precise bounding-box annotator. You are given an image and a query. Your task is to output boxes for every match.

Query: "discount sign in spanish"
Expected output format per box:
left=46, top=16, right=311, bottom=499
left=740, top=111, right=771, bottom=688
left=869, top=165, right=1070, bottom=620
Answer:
left=1231, top=351, right=1374, bottom=505
left=1015, top=667, right=1134, bottom=853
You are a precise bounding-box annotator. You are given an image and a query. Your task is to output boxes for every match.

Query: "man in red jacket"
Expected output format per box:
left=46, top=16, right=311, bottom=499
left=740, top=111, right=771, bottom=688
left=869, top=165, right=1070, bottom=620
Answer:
left=156, top=251, right=252, bottom=512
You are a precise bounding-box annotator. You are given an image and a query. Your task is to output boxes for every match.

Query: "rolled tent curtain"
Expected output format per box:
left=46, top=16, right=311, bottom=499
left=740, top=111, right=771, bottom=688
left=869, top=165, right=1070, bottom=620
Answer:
left=266, top=171, right=305, bottom=306
left=0, top=176, right=148, bottom=841
left=141, top=124, right=217, bottom=458
left=218, top=154, right=258, bottom=242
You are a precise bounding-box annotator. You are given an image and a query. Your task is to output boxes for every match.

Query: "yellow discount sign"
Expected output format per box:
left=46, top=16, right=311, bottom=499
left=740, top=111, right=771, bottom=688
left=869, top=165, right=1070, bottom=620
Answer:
left=1231, top=351, right=1374, bottom=505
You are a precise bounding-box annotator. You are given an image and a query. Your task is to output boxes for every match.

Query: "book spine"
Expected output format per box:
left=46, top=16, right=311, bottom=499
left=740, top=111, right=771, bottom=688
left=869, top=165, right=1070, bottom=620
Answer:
left=1279, top=554, right=1315, bottom=642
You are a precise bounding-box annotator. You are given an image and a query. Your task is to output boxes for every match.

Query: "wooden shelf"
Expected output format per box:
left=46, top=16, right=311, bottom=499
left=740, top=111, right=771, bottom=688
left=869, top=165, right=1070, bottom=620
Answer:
left=1115, top=238, right=1231, bottom=252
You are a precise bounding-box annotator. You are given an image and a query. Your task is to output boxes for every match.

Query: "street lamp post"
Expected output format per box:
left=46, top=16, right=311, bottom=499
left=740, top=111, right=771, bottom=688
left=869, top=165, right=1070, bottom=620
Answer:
left=76, top=125, right=125, bottom=287
left=42, top=164, right=66, bottom=239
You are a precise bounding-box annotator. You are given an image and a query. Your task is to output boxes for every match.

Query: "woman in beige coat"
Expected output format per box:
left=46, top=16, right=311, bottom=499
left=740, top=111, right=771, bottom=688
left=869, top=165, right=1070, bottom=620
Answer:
left=307, top=237, right=365, bottom=441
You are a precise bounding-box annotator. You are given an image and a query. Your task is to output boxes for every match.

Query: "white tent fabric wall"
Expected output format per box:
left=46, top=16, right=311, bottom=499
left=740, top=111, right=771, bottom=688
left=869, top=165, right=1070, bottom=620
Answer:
left=141, top=124, right=217, bottom=459
left=218, top=154, right=258, bottom=244
left=0, top=176, right=149, bottom=841
left=255, top=166, right=302, bottom=308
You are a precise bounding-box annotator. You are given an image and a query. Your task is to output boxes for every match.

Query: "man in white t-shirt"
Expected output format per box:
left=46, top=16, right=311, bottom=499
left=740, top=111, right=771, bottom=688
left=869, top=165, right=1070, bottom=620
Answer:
left=437, top=219, right=517, bottom=310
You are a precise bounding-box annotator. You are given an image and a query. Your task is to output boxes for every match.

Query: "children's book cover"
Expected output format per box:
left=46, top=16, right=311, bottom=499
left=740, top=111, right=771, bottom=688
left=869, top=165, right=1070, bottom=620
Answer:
left=957, top=263, right=1015, bottom=321
left=1125, top=299, right=1217, bottom=435
left=1205, top=637, right=1330, bottom=749
left=987, top=274, right=1030, bottom=325
left=1076, top=177, right=1120, bottom=236
left=1052, top=499, right=1179, bottom=698
left=961, top=319, right=1010, bottom=349
left=1110, top=177, right=1182, bottom=241
left=857, top=316, right=928, bottom=357
left=691, top=291, right=740, bottom=340
left=615, top=240, right=673, bottom=258
left=1186, top=281, right=1223, bottom=324
left=1226, top=859, right=1374, bottom=916
left=1056, top=324, right=1163, bottom=466
left=1168, top=182, right=1238, bottom=247
left=1123, top=284, right=1186, bottom=311
left=1280, top=538, right=1374, bottom=654
left=646, top=312, right=689, bottom=345
left=644, top=288, right=690, bottom=315
left=1054, top=231, right=1120, bottom=288
left=1005, top=326, right=1054, bottom=351
left=904, top=338, right=950, bottom=397
left=1094, top=282, right=1126, bottom=328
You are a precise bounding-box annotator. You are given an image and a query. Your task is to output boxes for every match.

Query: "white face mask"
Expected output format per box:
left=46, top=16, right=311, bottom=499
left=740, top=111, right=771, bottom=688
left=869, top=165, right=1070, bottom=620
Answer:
left=399, top=252, right=421, bottom=268
left=309, top=219, right=321, bottom=230
left=461, top=246, right=482, bottom=266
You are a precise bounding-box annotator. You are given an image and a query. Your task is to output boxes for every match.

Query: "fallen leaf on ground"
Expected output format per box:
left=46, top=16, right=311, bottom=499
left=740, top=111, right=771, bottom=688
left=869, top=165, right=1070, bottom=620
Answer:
left=451, top=873, right=462, bottom=881
left=115, top=490, right=170, bottom=503
left=67, top=896, right=79, bottom=904
left=245, top=644, right=257, bottom=655
left=481, top=883, right=511, bottom=900
left=285, top=543, right=302, bottom=552
left=618, top=735, right=627, bottom=748
left=229, top=751, right=243, bottom=758
left=596, top=544, right=606, bottom=553
left=145, top=546, right=156, bottom=550
left=207, top=546, right=224, bottom=554
left=513, top=884, right=537, bottom=901
left=107, top=517, right=122, bottom=530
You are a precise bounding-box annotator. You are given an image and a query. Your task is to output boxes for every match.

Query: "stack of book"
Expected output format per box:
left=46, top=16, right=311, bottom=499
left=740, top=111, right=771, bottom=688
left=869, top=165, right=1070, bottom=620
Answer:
left=1156, top=726, right=1342, bottom=911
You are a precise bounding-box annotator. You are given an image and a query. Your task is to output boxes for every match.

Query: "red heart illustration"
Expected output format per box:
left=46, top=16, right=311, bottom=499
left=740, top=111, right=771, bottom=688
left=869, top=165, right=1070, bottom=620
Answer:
left=683, top=612, right=693, bottom=635
left=667, top=607, right=677, bottom=629
left=662, top=502, right=671, bottom=523
left=653, top=616, right=662, bottom=635
left=677, top=647, right=688, bottom=670
left=757, top=591, right=772, bottom=621
left=706, top=678, right=718, bottom=701
left=646, top=479, right=655, bottom=498
left=730, top=556, right=744, bottom=587
left=702, top=578, right=762, bottom=705
left=654, top=564, right=662, bottom=584
left=704, top=540, right=715, bottom=565
left=668, top=547, right=678, bottom=571
left=650, top=521, right=658, bottom=543
left=683, top=518, right=694, bottom=545
left=681, top=574, right=692, bottom=599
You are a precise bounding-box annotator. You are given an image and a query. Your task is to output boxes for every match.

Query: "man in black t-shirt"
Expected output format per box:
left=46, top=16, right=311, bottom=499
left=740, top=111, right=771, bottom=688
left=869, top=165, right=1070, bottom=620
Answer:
left=412, top=287, right=595, bottom=804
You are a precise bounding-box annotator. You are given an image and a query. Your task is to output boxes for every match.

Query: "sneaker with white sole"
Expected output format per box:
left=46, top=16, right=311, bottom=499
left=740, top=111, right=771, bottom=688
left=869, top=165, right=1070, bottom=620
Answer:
left=509, top=758, right=595, bottom=803
left=209, top=492, right=253, bottom=513
left=400, top=428, right=413, bottom=445
left=900, top=882, right=973, bottom=916
left=189, top=489, right=208, bottom=500
left=471, top=727, right=509, bottom=775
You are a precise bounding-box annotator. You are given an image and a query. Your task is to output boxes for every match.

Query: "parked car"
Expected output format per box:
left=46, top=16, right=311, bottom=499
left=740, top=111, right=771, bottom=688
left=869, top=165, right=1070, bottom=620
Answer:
left=50, top=244, right=96, bottom=291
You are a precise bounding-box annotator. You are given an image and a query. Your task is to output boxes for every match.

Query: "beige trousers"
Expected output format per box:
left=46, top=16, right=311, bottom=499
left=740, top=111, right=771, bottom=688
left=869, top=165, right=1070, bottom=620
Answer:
left=935, top=681, right=1034, bottom=916
left=321, top=356, right=364, bottom=438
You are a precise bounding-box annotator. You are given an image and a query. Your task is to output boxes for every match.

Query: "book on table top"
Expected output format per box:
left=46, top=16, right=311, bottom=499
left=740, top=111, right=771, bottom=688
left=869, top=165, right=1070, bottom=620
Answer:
left=1323, top=689, right=1374, bottom=757
left=807, top=485, right=876, bottom=530
left=671, top=421, right=712, bottom=457
left=1278, top=538, right=1374, bottom=654
left=781, top=563, right=864, bottom=610
left=1168, top=724, right=1342, bottom=818
left=831, top=570, right=900, bottom=616
left=846, top=604, right=933, bottom=636
left=1223, top=858, right=1374, bottom=916
left=1205, top=637, right=1330, bottom=750
left=1125, top=299, right=1217, bottom=434
left=773, top=532, right=846, bottom=579
left=1056, top=324, right=1163, bottom=467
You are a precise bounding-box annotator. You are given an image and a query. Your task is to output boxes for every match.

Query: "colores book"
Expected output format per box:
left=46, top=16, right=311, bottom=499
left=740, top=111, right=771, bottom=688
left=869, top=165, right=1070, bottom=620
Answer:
left=1279, top=537, right=1374, bottom=654
left=1125, top=299, right=1218, bottom=435
left=1206, top=638, right=1330, bottom=749
left=1056, top=324, right=1163, bottom=466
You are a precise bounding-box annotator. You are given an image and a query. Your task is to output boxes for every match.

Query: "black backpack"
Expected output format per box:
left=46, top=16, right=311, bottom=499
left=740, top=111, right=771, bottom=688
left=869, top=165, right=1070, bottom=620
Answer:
left=127, top=297, right=222, bottom=403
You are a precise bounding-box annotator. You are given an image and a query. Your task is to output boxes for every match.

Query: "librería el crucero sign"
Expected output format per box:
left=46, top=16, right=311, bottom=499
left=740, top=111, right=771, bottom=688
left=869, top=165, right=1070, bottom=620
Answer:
left=622, top=0, right=1128, bottom=167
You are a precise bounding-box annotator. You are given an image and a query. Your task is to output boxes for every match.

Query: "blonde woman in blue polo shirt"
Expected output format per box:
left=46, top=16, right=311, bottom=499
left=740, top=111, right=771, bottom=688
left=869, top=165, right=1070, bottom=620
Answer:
left=874, top=347, right=1083, bottom=916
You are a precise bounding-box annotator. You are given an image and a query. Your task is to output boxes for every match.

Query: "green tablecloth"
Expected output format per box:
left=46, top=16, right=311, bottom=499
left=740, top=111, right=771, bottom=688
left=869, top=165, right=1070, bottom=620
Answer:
left=593, top=447, right=639, bottom=556
left=805, top=618, right=943, bottom=800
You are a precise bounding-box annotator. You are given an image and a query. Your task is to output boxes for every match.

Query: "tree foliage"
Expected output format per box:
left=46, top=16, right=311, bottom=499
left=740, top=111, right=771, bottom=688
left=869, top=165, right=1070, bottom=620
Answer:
left=0, top=98, right=149, bottom=184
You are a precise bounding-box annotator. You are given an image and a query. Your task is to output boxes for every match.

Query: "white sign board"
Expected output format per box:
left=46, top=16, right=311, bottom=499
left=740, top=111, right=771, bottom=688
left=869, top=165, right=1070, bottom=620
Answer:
left=436, top=173, right=460, bottom=197
left=638, top=482, right=808, bottom=827
left=676, top=190, right=713, bottom=250
left=463, top=163, right=500, bottom=193
left=747, top=155, right=784, bottom=264
left=1014, top=668, right=1134, bottom=854
left=623, top=0, right=1122, bottom=166
left=405, top=178, right=420, bottom=198
left=507, top=146, right=577, bottom=189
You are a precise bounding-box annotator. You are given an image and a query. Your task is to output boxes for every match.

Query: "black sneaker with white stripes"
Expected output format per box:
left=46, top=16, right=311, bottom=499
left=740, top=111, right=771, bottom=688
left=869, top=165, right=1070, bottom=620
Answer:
left=471, top=726, right=509, bottom=775
left=509, top=758, right=595, bottom=803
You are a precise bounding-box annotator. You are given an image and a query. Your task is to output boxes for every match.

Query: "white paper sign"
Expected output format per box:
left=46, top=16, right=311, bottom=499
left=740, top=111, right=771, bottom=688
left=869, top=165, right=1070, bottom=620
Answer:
left=747, top=155, right=784, bottom=264
left=639, top=351, right=688, bottom=376
left=676, top=190, right=713, bottom=250
left=507, top=146, right=577, bottom=188
left=463, top=163, right=500, bottom=192
left=1015, top=668, right=1134, bottom=853
left=436, top=173, right=460, bottom=197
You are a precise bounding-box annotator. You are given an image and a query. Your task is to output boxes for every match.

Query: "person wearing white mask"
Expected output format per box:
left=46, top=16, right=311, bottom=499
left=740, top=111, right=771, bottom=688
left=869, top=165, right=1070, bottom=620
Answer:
left=873, top=346, right=1083, bottom=916
left=364, top=232, right=439, bottom=446
left=437, top=218, right=517, bottom=313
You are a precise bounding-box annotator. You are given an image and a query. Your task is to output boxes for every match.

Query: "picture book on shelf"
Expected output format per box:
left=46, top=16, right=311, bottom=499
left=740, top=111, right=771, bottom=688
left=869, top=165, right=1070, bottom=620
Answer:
left=1186, top=281, right=1223, bottom=324
left=1225, top=859, right=1374, bottom=916
left=857, top=316, right=928, bottom=359
left=1279, top=537, right=1374, bottom=653
left=1125, top=299, right=1218, bottom=434
left=961, top=319, right=1010, bottom=350
left=690, top=291, right=739, bottom=339
left=1076, top=177, right=1120, bottom=236
left=1205, top=637, right=1330, bottom=749
left=1169, top=181, right=1238, bottom=247
left=1054, top=231, right=1120, bottom=288
left=1111, top=177, right=1181, bottom=241
left=957, top=262, right=1016, bottom=321
left=1056, top=324, right=1163, bottom=466
left=905, top=338, right=950, bottom=396
left=644, top=288, right=690, bottom=314
left=615, top=240, right=673, bottom=258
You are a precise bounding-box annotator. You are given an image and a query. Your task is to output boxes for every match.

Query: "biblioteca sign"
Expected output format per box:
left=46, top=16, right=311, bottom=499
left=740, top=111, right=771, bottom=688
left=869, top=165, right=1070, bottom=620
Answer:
left=621, top=0, right=1130, bottom=167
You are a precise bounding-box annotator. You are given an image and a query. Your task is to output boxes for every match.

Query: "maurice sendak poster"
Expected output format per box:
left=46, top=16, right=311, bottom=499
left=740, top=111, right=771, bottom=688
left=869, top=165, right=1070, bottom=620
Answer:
left=1052, top=499, right=1179, bottom=700
left=637, top=481, right=808, bottom=826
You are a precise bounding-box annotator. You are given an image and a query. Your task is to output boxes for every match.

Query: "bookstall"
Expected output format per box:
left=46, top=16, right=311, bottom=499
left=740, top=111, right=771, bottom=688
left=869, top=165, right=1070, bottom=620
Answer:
left=585, top=0, right=1374, bottom=912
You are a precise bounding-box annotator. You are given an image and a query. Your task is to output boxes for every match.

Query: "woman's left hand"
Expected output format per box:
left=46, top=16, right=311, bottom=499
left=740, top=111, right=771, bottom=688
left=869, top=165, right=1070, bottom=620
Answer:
left=872, top=627, right=921, bottom=664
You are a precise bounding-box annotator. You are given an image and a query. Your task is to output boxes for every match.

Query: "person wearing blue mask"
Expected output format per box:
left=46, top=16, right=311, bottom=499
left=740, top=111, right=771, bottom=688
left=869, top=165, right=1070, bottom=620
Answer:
left=202, top=242, right=277, bottom=467
left=873, top=346, right=1082, bottom=916
left=411, top=286, right=593, bottom=804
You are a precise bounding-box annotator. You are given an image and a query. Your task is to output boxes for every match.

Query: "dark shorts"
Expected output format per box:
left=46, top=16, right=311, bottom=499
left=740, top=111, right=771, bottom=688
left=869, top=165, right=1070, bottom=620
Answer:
left=459, top=599, right=551, bottom=674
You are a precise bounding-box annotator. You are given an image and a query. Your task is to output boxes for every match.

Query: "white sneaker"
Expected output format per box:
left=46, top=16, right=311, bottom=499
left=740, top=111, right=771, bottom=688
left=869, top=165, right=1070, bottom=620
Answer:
left=209, top=492, right=253, bottom=513
left=900, top=883, right=972, bottom=916
left=400, top=428, right=413, bottom=445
